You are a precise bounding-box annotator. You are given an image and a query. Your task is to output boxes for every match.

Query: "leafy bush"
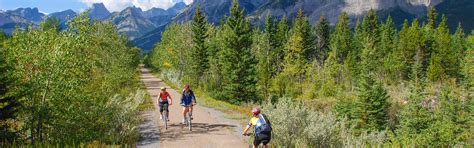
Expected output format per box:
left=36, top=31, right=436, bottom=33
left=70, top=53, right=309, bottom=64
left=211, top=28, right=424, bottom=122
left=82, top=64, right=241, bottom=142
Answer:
left=262, top=97, right=390, bottom=147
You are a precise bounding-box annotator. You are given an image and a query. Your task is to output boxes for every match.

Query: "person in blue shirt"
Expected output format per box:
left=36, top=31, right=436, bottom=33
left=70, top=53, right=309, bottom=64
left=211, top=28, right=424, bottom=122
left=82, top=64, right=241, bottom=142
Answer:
left=181, top=84, right=196, bottom=123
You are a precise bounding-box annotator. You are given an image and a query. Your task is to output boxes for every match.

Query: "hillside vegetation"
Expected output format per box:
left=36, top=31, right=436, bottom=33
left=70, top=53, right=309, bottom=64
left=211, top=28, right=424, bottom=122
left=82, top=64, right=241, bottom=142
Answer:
left=0, top=13, right=144, bottom=144
left=145, top=0, right=473, bottom=146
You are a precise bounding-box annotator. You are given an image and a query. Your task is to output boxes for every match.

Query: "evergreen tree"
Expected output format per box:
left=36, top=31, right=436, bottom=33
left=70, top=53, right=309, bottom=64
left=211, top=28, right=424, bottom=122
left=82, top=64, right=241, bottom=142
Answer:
left=274, top=15, right=289, bottom=73
left=218, top=0, right=256, bottom=103
left=190, top=5, right=209, bottom=86
left=292, top=9, right=313, bottom=61
left=276, top=15, right=289, bottom=49
left=254, top=30, right=273, bottom=100
left=427, top=16, right=450, bottom=81
left=388, top=20, right=411, bottom=79
left=353, top=38, right=390, bottom=132
left=427, top=7, right=438, bottom=29
left=397, top=49, right=433, bottom=144
left=314, top=16, right=330, bottom=64
left=463, top=31, right=474, bottom=91
left=447, top=24, right=465, bottom=79
left=329, top=12, right=352, bottom=63
left=265, top=13, right=277, bottom=49
left=429, top=84, right=471, bottom=145
left=361, top=9, right=379, bottom=41
left=380, top=16, right=397, bottom=78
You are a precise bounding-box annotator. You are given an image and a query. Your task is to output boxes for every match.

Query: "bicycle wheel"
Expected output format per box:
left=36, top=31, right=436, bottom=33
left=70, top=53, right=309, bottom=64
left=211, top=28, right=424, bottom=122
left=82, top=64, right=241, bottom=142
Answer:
left=164, top=111, right=168, bottom=130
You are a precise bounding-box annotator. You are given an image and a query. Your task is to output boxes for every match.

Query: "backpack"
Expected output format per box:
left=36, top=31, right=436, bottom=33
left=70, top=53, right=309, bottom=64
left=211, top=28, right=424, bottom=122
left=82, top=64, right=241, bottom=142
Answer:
left=255, top=114, right=272, bottom=136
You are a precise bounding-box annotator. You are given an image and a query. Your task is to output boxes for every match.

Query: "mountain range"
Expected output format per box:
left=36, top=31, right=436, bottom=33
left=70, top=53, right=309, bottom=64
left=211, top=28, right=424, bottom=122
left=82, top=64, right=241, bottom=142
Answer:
left=1, top=0, right=473, bottom=52
left=0, top=2, right=187, bottom=40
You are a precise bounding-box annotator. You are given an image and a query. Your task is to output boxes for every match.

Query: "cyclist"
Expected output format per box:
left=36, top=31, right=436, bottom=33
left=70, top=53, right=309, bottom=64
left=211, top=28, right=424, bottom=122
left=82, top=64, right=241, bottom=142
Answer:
left=180, top=84, right=196, bottom=124
left=158, top=87, right=172, bottom=121
left=242, top=108, right=271, bottom=148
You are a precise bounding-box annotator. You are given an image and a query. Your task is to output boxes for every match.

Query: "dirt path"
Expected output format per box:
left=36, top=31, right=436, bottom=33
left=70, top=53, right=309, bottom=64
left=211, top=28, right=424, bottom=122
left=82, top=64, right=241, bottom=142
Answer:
left=137, top=65, right=248, bottom=148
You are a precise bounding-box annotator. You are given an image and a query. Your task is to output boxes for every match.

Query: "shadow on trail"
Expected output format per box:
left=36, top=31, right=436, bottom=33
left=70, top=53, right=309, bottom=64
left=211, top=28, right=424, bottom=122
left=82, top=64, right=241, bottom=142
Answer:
left=159, top=123, right=237, bottom=142
left=137, top=110, right=160, bottom=146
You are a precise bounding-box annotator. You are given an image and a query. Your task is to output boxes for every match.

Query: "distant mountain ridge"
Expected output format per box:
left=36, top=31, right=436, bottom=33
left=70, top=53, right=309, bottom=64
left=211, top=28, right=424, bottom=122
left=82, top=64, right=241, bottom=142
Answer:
left=0, top=2, right=188, bottom=40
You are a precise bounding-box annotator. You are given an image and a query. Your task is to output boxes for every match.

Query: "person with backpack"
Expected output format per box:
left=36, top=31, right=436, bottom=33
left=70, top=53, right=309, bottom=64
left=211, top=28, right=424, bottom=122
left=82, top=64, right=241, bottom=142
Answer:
left=180, top=84, right=196, bottom=124
left=242, top=107, right=272, bottom=148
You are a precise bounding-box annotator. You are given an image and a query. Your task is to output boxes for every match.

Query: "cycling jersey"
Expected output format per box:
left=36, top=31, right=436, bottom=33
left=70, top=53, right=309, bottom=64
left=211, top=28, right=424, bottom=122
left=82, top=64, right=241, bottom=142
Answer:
left=159, top=91, right=170, bottom=102
left=248, top=117, right=261, bottom=128
left=181, top=90, right=196, bottom=106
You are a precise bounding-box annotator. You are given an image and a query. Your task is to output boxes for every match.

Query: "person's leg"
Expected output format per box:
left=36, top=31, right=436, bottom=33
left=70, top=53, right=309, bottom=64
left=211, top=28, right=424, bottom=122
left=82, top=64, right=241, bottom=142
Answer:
left=189, top=105, right=194, bottom=119
left=253, top=138, right=261, bottom=148
left=182, top=106, right=189, bottom=122
left=159, top=102, right=164, bottom=119
left=164, top=103, right=169, bottom=120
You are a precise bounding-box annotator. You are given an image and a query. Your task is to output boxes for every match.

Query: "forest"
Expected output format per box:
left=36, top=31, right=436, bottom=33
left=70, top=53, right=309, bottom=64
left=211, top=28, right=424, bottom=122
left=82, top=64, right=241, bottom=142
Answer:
left=145, top=0, right=473, bottom=146
left=0, top=13, right=145, bottom=144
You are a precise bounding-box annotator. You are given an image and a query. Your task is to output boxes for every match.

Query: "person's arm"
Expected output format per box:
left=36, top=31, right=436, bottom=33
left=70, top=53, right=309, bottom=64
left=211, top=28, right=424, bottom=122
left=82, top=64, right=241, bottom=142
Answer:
left=191, top=91, right=197, bottom=105
left=168, top=93, right=173, bottom=105
left=242, top=121, right=252, bottom=135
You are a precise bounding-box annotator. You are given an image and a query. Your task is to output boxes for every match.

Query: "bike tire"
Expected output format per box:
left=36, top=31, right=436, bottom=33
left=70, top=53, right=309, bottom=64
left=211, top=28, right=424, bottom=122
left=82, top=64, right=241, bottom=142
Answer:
left=164, top=111, right=168, bottom=130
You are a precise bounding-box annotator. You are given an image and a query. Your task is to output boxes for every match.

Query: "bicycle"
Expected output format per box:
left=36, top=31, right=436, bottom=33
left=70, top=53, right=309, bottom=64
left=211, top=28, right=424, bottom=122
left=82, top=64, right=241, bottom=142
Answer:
left=185, top=110, right=192, bottom=131
left=162, top=103, right=169, bottom=130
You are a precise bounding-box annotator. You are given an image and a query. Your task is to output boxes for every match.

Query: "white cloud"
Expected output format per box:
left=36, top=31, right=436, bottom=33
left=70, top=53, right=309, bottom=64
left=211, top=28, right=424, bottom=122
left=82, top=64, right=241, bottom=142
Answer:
left=79, top=0, right=193, bottom=12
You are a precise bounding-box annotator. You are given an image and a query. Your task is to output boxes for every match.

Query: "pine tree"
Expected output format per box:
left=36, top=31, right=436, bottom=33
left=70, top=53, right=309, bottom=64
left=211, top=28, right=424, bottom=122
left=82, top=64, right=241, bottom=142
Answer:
left=314, top=16, right=330, bottom=64
left=254, top=30, right=272, bottom=100
left=463, top=31, right=474, bottom=91
left=329, top=12, right=352, bottom=63
left=427, top=7, right=438, bottom=29
left=427, top=16, right=450, bottom=82
left=218, top=0, right=256, bottom=103
left=380, top=16, right=397, bottom=78
left=190, top=5, right=209, bottom=86
left=447, top=24, right=465, bottom=79
left=353, top=38, right=390, bottom=132
left=362, top=9, right=379, bottom=41
left=292, top=9, right=313, bottom=61
left=265, top=13, right=277, bottom=49
left=397, top=49, right=433, bottom=144
left=274, top=15, right=289, bottom=73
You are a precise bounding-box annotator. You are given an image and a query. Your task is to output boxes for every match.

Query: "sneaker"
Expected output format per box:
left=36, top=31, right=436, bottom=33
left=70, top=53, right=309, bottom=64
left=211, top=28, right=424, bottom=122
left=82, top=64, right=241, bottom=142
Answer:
left=160, top=115, right=163, bottom=120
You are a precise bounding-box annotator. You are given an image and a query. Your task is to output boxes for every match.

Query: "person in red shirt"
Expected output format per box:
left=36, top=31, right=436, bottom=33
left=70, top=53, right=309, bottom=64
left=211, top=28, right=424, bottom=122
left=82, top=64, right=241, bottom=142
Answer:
left=159, top=87, right=173, bottom=121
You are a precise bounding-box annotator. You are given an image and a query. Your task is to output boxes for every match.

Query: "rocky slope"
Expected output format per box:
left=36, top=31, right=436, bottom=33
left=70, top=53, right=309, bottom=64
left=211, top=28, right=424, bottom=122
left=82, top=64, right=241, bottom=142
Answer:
left=110, top=7, right=156, bottom=40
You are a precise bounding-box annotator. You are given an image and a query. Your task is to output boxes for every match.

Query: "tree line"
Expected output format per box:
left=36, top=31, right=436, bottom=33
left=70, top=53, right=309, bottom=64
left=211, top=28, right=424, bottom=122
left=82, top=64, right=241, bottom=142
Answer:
left=145, top=0, right=472, bottom=145
left=0, top=13, right=145, bottom=144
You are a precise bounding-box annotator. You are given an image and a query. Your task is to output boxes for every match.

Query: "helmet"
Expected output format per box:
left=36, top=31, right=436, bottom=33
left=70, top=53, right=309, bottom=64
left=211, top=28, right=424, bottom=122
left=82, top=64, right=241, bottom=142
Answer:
left=160, top=87, right=166, bottom=90
left=184, top=84, right=190, bottom=91
left=252, top=107, right=261, bottom=116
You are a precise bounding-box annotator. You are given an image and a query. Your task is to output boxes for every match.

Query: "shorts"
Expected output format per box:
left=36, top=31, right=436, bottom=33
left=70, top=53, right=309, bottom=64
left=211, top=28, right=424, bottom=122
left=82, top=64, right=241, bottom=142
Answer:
left=159, top=101, right=169, bottom=113
left=254, top=133, right=271, bottom=146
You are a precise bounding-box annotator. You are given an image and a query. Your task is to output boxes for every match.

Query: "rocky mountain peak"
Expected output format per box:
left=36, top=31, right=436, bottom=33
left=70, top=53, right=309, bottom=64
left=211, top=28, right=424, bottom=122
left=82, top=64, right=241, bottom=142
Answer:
left=89, top=3, right=110, bottom=20
left=6, top=7, right=45, bottom=24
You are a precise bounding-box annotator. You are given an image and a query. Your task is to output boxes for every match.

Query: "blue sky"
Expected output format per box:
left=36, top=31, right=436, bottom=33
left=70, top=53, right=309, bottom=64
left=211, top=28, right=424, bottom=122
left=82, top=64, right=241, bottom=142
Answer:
left=0, top=0, right=193, bottom=14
